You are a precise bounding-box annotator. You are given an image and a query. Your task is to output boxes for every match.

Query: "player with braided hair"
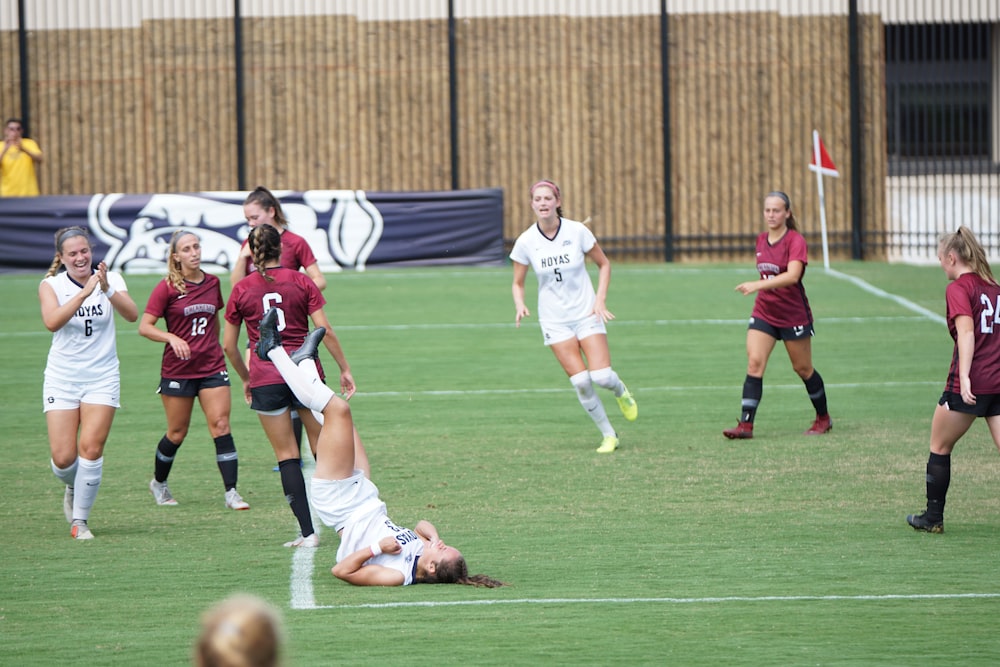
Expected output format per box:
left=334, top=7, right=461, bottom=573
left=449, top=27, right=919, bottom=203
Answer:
left=223, top=224, right=356, bottom=547
left=231, top=185, right=326, bottom=466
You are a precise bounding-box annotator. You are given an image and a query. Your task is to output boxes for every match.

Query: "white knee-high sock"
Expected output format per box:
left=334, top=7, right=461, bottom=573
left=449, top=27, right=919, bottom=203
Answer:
left=267, top=347, right=335, bottom=414
left=73, top=456, right=103, bottom=522
left=296, top=359, right=326, bottom=425
left=569, top=371, right=615, bottom=437
left=51, top=458, right=78, bottom=487
left=590, top=367, right=625, bottom=397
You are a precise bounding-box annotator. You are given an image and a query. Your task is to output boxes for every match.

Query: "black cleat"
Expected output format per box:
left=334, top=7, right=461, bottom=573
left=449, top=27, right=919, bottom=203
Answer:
left=255, top=308, right=281, bottom=361
left=907, top=512, right=944, bottom=534
left=290, top=327, right=326, bottom=365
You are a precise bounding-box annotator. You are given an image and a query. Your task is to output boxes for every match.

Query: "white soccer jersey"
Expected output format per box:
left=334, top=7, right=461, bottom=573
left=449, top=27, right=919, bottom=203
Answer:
left=510, top=218, right=598, bottom=324
left=337, top=503, right=425, bottom=586
left=42, top=270, right=128, bottom=384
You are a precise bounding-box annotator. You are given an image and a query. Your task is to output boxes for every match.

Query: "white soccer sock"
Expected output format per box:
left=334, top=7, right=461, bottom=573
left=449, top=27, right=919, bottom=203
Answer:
left=569, top=371, right=615, bottom=437
left=267, top=346, right=335, bottom=414
left=590, top=367, right=625, bottom=397
left=295, top=359, right=326, bottom=425
left=73, top=456, right=103, bottom=522
left=51, top=458, right=78, bottom=487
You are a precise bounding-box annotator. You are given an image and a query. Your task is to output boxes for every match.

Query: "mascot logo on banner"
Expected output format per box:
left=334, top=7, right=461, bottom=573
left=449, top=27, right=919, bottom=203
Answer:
left=87, top=190, right=384, bottom=274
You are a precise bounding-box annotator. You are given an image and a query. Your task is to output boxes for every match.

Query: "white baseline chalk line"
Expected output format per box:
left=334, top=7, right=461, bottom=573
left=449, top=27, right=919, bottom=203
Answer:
left=301, top=592, right=1000, bottom=611
left=6, top=315, right=935, bottom=338
left=348, top=380, right=938, bottom=399
left=290, top=454, right=322, bottom=610
left=827, top=268, right=946, bottom=326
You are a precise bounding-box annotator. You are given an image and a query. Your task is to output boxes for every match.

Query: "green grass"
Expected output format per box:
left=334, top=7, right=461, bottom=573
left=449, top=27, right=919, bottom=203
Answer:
left=3, top=261, right=1000, bottom=666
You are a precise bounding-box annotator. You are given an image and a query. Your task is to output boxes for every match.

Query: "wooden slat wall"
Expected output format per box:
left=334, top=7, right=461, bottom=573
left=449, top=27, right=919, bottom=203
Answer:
left=2, top=9, right=886, bottom=261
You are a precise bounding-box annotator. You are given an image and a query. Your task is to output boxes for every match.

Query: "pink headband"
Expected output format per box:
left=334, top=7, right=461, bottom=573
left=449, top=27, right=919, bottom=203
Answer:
left=529, top=180, right=560, bottom=200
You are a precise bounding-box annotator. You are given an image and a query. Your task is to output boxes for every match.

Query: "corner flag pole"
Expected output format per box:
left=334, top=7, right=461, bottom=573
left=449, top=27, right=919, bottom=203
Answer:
left=808, top=129, right=839, bottom=271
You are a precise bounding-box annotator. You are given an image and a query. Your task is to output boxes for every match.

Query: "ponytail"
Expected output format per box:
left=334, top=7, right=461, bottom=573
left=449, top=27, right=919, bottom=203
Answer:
left=418, top=556, right=506, bottom=589
left=940, top=226, right=997, bottom=285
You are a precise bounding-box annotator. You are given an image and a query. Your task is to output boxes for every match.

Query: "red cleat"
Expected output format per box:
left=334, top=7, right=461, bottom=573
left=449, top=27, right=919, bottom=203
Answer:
left=723, top=422, right=754, bottom=439
left=804, top=414, right=833, bottom=435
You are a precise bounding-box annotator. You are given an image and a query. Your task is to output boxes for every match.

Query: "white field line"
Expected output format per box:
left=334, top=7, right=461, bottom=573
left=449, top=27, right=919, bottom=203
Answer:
left=290, top=451, right=321, bottom=610
left=827, top=268, right=946, bottom=326
left=302, top=592, right=1000, bottom=611
left=347, top=380, right=938, bottom=399
left=4, top=315, right=933, bottom=338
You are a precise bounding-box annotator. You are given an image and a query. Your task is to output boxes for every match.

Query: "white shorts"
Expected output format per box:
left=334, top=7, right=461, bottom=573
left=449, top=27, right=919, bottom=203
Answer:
left=43, top=375, right=120, bottom=412
left=541, top=314, right=607, bottom=346
left=311, top=470, right=386, bottom=533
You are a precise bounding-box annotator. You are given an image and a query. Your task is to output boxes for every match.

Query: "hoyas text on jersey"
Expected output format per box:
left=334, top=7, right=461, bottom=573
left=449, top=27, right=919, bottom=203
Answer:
left=540, top=254, right=571, bottom=268
left=76, top=303, right=104, bottom=318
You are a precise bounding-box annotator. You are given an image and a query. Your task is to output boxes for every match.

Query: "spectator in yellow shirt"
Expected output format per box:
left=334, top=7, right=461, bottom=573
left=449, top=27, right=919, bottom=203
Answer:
left=1, top=118, right=43, bottom=196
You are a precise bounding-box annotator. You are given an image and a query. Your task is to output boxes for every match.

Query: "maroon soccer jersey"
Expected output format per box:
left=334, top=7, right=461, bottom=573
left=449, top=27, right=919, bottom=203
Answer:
left=943, top=272, right=1000, bottom=394
left=750, top=229, right=813, bottom=328
left=225, top=267, right=326, bottom=388
left=144, top=274, right=227, bottom=379
left=240, top=229, right=318, bottom=277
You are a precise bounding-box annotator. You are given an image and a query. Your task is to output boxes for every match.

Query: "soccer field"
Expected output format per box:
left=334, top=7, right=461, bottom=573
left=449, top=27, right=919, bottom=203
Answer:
left=3, top=262, right=1000, bottom=666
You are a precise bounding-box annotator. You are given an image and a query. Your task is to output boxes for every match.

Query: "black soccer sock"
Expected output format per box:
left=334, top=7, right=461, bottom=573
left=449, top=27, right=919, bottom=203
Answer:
left=154, top=435, right=181, bottom=483
left=278, top=459, right=314, bottom=537
left=291, top=411, right=304, bottom=451
left=214, top=433, right=239, bottom=491
left=804, top=370, right=828, bottom=417
left=925, top=452, right=950, bottom=520
left=740, top=375, right=763, bottom=423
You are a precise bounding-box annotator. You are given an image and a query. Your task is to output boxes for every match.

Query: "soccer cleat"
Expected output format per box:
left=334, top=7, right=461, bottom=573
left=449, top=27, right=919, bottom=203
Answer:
left=616, top=387, right=638, bottom=422
left=70, top=520, right=94, bottom=540
left=723, top=422, right=754, bottom=439
left=224, top=488, right=250, bottom=511
left=596, top=434, right=619, bottom=454
left=284, top=532, right=319, bottom=548
left=907, top=512, right=944, bottom=534
left=804, top=414, right=833, bottom=435
left=149, top=478, right=178, bottom=506
left=63, top=485, right=74, bottom=523
left=290, top=327, right=326, bottom=365
left=255, top=308, right=281, bottom=360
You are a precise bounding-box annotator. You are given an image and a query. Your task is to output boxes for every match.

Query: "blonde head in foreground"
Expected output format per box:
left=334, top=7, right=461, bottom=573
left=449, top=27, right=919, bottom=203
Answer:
left=194, top=595, right=282, bottom=667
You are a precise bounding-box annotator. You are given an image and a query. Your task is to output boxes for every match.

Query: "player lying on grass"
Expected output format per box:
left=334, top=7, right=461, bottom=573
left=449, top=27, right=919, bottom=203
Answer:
left=255, top=308, right=505, bottom=587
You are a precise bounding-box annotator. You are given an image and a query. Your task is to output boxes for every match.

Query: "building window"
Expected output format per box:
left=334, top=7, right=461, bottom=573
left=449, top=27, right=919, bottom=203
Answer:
left=885, top=23, right=993, bottom=174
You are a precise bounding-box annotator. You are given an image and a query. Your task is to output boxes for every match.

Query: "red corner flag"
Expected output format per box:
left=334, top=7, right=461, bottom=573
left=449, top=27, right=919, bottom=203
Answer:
left=809, top=132, right=839, bottom=178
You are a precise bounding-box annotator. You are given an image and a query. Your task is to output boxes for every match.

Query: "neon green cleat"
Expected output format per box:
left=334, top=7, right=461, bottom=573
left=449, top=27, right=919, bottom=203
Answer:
left=616, top=387, right=638, bottom=421
left=596, top=435, right=619, bottom=454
